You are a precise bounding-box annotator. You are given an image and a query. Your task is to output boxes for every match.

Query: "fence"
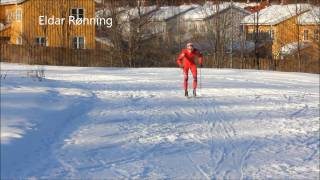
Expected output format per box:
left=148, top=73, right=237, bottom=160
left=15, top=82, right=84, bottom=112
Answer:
left=0, top=44, right=121, bottom=67
left=1, top=44, right=319, bottom=73
left=201, top=54, right=319, bottom=74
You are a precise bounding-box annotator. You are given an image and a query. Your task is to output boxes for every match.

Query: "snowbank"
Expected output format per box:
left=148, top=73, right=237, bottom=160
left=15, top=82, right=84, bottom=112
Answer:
left=280, top=41, right=312, bottom=55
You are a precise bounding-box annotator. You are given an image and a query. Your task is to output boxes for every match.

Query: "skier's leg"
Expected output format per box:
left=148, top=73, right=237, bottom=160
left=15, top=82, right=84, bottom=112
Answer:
left=190, top=65, right=197, bottom=96
left=183, top=66, right=189, bottom=91
left=191, top=65, right=198, bottom=89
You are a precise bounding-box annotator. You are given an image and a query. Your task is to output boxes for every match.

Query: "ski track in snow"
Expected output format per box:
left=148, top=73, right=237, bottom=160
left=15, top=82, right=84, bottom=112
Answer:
left=1, top=63, right=319, bottom=179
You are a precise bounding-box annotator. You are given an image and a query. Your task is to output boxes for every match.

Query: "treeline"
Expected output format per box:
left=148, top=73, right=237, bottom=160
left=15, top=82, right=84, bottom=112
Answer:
left=94, top=0, right=319, bottom=73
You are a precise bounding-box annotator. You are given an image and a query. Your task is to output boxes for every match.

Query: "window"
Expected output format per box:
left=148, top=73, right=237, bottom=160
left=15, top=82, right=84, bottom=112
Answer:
left=314, top=30, right=319, bottom=41
left=0, top=37, right=10, bottom=44
left=269, top=30, right=275, bottom=40
left=72, top=37, right=85, bottom=49
left=6, top=11, right=13, bottom=22
left=16, top=9, right=22, bottom=21
left=71, top=8, right=84, bottom=19
left=16, top=37, right=22, bottom=45
left=303, top=30, right=308, bottom=41
left=36, top=37, right=47, bottom=46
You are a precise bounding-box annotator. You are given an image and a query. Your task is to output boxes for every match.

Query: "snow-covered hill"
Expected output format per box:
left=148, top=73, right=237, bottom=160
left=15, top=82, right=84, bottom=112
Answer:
left=1, top=63, right=319, bottom=179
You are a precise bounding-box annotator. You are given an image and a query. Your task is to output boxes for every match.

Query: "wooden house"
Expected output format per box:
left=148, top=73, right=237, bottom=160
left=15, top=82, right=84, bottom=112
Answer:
left=241, top=4, right=312, bottom=58
left=0, top=0, right=96, bottom=49
left=298, top=7, right=320, bottom=45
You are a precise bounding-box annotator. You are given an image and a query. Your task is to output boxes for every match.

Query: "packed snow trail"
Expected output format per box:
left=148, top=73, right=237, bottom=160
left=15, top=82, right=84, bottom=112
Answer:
left=1, top=63, right=319, bottom=179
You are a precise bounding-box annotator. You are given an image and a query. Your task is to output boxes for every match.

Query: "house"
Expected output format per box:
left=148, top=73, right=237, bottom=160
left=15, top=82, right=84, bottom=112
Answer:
left=95, top=5, right=158, bottom=43
left=278, top=6, right=319, bottom=60
left=298, top=7, right=320, bottom=44
left=119, top=5, right=158, bottom=38
left=146, top=4, right=196, bottom=41
left=0, top=0, right=96, bottom=49
left=241, top=4, right=312, bottom=58
left=180, top=2, right=250, bottom=44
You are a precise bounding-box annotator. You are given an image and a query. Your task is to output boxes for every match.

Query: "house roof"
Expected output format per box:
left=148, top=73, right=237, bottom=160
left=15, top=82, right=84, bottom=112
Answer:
left=181, top=2, right=230, bottom=21
left=0, top=0, right=27, bottom=5
left=232, top=2, right=259, bottom=9
left=298, top=6, right=320, bottom=25
left=181, top=2, right=250, bottom=21
left=1, top=0, right=96, bottom=5
left=150, top=5, right=195, bottom=21
left=119, top=6, right=158, bottom=21
left=241, top=4, right=312, bottom=25
left=95, top=37, right=113, bottom=47
left=96, top=6, right=158, bottom=23
left=243, top=1, right=270, bottom=13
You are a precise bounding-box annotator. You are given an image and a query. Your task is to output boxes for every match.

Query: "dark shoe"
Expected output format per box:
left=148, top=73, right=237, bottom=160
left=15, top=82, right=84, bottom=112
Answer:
left=193, top=89, right=196, bottom=97
left=185, top=90, right=188, bottom=97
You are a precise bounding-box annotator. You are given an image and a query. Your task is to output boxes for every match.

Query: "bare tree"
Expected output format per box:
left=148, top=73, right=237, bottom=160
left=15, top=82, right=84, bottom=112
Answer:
left=254, top=5, right=260, bottom=70
left=295, top=0, right=303, bottom=72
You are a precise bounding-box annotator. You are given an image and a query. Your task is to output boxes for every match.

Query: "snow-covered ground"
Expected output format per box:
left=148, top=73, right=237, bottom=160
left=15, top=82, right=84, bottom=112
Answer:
left=1, top=63, right=319, bottom=179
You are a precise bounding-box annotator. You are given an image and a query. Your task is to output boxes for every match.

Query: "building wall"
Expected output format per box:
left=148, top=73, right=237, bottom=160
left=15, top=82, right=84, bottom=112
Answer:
left=274, top=16, right=299, bottom=56
left=0, top=26, right=11, bottom=37
left=245, top=15, right=299, bottom=57
left=1, top=0, right=95, bottom=49
left=300, top=24, right=320, bottom=42
left=0, top=5, right=6, bottom=22
left=300, top=24, right=320, bottom=60
left=0, top=4, right=23, bottom=44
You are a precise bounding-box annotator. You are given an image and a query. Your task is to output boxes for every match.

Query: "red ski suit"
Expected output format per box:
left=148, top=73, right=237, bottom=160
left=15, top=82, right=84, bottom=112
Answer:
left=176, top=48, right=203, bottom=90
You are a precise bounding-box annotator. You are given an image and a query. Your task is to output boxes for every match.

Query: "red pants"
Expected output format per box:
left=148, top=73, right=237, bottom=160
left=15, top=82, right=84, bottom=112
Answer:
left=183, top=64, right=197, bottom=90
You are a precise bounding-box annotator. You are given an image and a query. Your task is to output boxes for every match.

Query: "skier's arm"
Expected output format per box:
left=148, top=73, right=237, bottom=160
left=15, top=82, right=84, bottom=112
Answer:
left=197, top=50, right=203, bottom=67
left=177, top=52, right=185, bottom=67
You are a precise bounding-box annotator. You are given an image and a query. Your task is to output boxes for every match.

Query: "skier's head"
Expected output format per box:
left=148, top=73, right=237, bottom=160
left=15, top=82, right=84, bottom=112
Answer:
left=187, top=43, right=194, bottom=51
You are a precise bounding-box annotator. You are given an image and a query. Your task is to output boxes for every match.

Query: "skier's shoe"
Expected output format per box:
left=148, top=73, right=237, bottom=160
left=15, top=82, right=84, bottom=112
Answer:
left=185, top=90, right=188, bottom=97
left=193, top=89, right=196, bottom=97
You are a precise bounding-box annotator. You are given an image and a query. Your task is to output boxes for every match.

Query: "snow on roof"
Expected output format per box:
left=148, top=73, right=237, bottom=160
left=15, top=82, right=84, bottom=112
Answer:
left=0, top=0, right=26, bottom=5
left=1, top=0, right=96, bottom=5
left=181, top=2, right=250, bottom=21
left=96, top=7, right=126, bottom=18
left=95, top=37, right=114, bottom=47
left=232, top=2, right=259, bottom=9
left=298, top=6, right=320, bottom=25
left=150, top=5, right=195, bottom=21
left=181, top=2, right=230, bottom=20
left=280, top=41, right=312, bottom=55
left=119, top=6, right=158, bottom=21
left=241, top=4, right=312, bottom=25
left=96, top=6, right=157, bottom=21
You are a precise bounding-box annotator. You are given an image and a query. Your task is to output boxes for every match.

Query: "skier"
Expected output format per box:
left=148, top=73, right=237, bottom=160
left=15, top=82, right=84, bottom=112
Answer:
left=176, top=42, right=203, bottom=97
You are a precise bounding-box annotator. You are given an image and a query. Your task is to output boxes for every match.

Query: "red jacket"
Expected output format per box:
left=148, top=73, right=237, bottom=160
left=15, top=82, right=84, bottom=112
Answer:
left=177, top=48, right=203, bottom=67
